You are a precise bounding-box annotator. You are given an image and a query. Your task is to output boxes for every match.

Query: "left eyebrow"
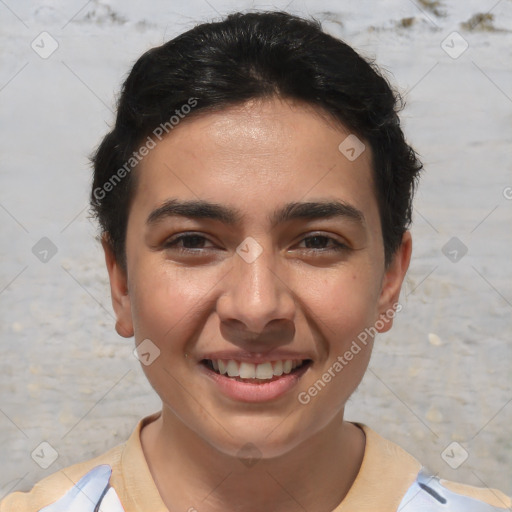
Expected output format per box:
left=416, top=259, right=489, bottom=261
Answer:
left=146, top=198, right=365, bottom=228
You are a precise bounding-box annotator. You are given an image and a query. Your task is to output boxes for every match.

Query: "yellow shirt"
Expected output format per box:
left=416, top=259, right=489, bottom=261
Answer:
left=1, top=412, right=510, bottom=511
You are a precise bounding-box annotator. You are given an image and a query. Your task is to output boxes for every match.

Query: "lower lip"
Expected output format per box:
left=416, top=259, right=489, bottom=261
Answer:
left=199, top=362, right=311, bottom=403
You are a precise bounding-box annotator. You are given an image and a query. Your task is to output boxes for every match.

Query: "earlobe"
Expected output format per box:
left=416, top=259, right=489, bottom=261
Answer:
left=101, top=234, right=134, bottom=338
left=376, top=231, right=412, bottom=333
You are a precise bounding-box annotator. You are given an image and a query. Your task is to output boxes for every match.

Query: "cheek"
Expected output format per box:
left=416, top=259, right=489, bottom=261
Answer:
left=129, top=262, right=229, bottom=361
left=302, top=268, right=381, bottom=335
left=129, top=262, right=198, bottom=343
left=295, top=272, right=378, bottom=419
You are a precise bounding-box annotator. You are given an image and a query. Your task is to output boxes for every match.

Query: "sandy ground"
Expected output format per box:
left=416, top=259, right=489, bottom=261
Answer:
left=1, top=0, right=511, bottom=501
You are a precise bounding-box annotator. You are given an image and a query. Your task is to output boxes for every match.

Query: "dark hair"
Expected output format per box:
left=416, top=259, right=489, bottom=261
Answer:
left=90, top=10, right=422, bottom=269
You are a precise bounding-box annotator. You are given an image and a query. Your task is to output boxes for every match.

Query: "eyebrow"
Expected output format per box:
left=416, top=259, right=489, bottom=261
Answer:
left=146, top=198, right=365, bottom=228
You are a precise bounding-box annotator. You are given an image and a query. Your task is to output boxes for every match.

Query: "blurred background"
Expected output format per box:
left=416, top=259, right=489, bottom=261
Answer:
left=1, top=0, right=511, bottom=498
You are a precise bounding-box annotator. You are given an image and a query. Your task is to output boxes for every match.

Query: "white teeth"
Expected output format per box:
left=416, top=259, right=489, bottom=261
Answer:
left=273, top=360, right=283, bottom=376
left=218, top=360, right=227, bottom=375
left=256, top=362, right=274, bottom=379
left=226, top=360, right=239, bottom=377
left=207, top=358, right=307, bottom=379
left=239, top=362, right=256, bottom=379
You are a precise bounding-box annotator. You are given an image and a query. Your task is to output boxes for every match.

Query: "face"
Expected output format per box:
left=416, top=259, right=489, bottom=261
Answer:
left=104, top=97, right=411, bottom=458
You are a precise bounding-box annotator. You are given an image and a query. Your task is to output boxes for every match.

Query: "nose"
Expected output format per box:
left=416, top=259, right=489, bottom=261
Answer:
left=216, top=239, right=296, bottom=344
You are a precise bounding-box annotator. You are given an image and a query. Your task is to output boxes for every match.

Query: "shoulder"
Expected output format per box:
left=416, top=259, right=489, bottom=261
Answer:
left=350, top=424, right=511, bottom=512
left=0, top=444, right=125, bottom=512
left=397, top=467, right=511, bottom=511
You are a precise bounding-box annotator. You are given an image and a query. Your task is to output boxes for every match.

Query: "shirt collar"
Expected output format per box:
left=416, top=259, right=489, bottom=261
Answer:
left=119, top=411, right=168, bottom=511
left=118, top=415, right=421, bottom=512
left=333, top=423, right=421, bottom=511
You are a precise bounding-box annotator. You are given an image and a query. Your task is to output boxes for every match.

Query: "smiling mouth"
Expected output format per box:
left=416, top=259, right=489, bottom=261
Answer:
left=201, top=359, right=312, bottom=382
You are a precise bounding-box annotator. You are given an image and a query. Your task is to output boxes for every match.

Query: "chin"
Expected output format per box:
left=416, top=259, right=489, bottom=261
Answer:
left=199, top=413, right=324, bottom=461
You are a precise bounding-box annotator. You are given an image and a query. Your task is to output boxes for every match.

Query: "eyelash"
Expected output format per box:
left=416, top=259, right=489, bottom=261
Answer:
left=163, top=233, right=348, bottom=255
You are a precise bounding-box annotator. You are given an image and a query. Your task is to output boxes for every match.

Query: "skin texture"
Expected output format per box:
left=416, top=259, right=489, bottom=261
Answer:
left=103, top=96, right=412, bottom=512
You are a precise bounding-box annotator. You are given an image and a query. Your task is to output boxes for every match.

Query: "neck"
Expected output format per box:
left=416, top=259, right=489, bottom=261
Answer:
left=141, top=407, right=366, bottom=512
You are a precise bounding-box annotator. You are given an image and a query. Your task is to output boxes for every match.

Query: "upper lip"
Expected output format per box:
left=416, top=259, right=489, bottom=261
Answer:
left=199, top=350, right=313, bottom=364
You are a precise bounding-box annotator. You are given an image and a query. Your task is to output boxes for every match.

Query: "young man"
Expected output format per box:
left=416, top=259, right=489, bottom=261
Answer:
left=1, top=10, right=510, bottom=512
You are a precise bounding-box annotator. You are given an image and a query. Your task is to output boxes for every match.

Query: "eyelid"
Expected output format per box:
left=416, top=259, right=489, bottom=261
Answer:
left=297, top=231, right=349, bottom=247
left=163, top=232, right=216, bottom=248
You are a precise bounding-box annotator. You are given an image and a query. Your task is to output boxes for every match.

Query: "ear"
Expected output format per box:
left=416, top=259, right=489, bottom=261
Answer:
left=101, top=234, right=134, bottom=338
left=375, top=231, right=412, bottom=334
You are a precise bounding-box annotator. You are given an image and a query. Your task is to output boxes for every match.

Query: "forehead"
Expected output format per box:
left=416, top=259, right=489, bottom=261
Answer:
left=131, top=97, right=378, bottom=230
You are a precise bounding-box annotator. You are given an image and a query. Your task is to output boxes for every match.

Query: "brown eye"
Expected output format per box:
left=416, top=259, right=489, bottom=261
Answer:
left=297, top=234, right=348, bottom=253
left=163, top=233, right=215, bottom=253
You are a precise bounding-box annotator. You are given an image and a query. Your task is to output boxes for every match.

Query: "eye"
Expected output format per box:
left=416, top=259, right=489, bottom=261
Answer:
left=162, top=232, right=349, bottom=256
left=295, top=234, right=348, bottom=254
left=163, top=233, right=215, bottom=254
